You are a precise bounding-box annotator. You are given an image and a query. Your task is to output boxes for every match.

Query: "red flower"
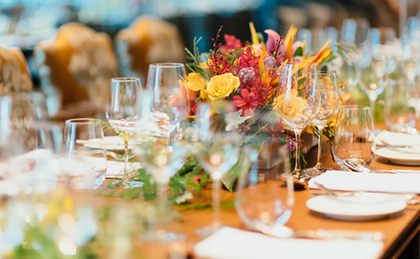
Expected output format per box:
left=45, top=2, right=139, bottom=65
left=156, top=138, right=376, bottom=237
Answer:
left=220, top=34, right=243, bottom=51
left=239, top=46, right=260, bottom=70
left=170, top=86, right=197, bottom=116
left=232, top=89, right=263, bottom=116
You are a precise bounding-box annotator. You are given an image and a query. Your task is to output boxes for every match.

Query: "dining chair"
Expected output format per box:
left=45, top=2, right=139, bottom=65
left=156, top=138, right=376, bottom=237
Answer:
left=115, top=16, right=185, bottom=85
left=0, top=46, right=33, bottom=93
left=34, top=22, right=120, bottom=120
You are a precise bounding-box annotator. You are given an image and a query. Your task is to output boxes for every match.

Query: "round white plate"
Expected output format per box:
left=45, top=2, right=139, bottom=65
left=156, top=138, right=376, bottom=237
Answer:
left=306, top=193, right=406, bottom=221
left=375, top=148, right=420, bottom=166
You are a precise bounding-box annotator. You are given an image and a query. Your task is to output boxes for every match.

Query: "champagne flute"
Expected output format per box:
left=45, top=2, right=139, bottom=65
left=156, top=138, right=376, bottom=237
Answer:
left=275, top=62, right=320, bottom=179
left=194, top=101, right=240, bottom=236
left=304, top=71, right=339, bottom=176
left=107, top=77, right=143, bottom=188
left=332, top=105, right=375, bottom=168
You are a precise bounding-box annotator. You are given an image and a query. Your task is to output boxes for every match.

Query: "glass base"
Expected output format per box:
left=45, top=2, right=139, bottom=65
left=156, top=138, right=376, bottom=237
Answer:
left=195, top=222, right=222, bottom=237
left=141, top=230, right=186, bottom=242
left=303, top=164, right=327, bottom=177
left=108, top=180, right=143, bottom=189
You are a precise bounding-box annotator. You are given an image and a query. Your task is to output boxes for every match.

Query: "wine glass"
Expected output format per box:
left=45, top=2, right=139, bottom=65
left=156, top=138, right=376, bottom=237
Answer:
left=304, top=71, right=339, bottom=176
left=134, top=90, right=188, bottom=241
left=146, top=63, right=188, bottom=139
left=107, top=77, right=143, bottom=189
left=235, top=147, right=294, bottom=237
left=275, top=62, right=320, bottom=179
left=60, top=118, right=107, bottom=190
left=359, top=28, right=398, bottom=118
left=384, top=79, right=419, bottom=134
left=194, top=101, right=240, bottom=236
left=332, top=105, right=375, bottom=168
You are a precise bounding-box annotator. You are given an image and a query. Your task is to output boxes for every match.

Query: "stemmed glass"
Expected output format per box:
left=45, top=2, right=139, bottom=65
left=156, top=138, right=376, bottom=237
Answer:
left=194, top=101, right=240, bottom=236
left=134, top=90, right=188, bottom=240
left=359, top=28, right=398, bottom=118
left=332, top=105, right=375, bottom=168
left=304, top=71, right=339, bottom=176
left=107, top=77, right=143, bottom=188
left=275, top=63, right=320, bottom=179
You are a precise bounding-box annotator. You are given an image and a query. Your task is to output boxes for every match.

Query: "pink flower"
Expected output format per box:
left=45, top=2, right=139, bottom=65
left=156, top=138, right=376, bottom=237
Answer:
left=265, top=29, right=285, bottom=56
left=232, top=89, right=263, bottom=116
left=220, top=34, right=243, bottom=51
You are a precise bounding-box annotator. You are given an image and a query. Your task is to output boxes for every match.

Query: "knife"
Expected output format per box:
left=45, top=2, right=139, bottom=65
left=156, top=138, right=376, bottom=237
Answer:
left=292, top=229, right=386, bottom=241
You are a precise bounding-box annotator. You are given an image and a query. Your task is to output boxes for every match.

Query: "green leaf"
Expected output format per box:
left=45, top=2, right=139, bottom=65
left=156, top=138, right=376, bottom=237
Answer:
left=297, top=76, right=307, bottom=86
left=294, top=46, right=303, bottom=57
left=194, top=64, right=211, bottom=80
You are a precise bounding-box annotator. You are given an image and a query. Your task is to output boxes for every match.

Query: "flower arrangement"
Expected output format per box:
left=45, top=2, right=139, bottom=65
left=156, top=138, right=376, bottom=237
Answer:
left=171, top=23, right=336, bottom=167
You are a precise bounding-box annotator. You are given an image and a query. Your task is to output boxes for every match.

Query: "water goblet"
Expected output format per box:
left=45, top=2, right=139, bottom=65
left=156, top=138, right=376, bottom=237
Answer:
left=107, top=77, right=143, bottom=188
left=194, top=101, right=240, bottom=236
left=60, top=118, right=107, bottom=190
left=275, top=62, right=321, bottom=179
left=332, top=105, right=375, bottom=168
left=304, top=71, right=339, bottom=176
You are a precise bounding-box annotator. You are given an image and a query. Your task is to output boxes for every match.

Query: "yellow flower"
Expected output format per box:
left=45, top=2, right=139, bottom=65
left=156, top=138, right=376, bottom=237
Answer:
left=185, top=73, right=207, bottom=92
left=205, top=73, right=240, bottom=101
left=273, top=89, right=309, bottom=123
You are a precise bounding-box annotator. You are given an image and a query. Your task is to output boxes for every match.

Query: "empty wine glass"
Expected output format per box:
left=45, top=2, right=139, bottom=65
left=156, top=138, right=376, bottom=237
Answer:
left=304, top=71, right=339, bottom=176
left=194, top=101, right=240, bottom=236
left=332, top=105, right=375, bottom=168
left=235, top=147, right=294, bottom=237
left=134, top=91, right=188, bottom=241
left=60, top=118, right=107, bottom=190
left=146, top=63, right=188, bottom=138
left=107, top=77, right=143, bottom=189
left=384, top=79, right=419, bottom=134
left=275, top=62, right=320, bottom=179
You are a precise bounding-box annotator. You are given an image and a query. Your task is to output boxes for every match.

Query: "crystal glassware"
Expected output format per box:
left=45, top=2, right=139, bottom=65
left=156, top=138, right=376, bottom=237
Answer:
left=235, top=147, right=294, bottom=237
left=384, top=79, right=419, bottom=134
left=275, top=62, right=321, bottom=179
left=304, top=71, right=339, bottom=176
left=332, top=105, right=376, bottom=168
left=60, top=118, right=107, bottom=190
left=107, top=77, right=143, bottom=188
left=194, top=101, right=240, bottom=236
left=134, top=90, right=188, bottom=240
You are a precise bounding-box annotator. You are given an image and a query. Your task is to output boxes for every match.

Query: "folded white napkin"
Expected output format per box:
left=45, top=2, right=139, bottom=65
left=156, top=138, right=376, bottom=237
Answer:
left=106, top=161, right=142, bottom=179
left=309, top=171, right=420, bottom=193
left=194, top=227, right=383, bottom=259
left=375, top=130, right=420, bottom=146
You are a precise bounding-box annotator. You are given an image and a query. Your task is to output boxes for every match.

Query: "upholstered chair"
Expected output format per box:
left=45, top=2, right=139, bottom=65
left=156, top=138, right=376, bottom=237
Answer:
left=34, top=22, right=120, bottom=120
left=0, top=46, right=33, bottom=93
left=115, top=16, right=185, bottom=85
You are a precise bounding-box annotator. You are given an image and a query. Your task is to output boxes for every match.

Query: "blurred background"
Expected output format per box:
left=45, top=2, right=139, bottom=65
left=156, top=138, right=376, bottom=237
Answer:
left=0, top=0, right=418, bottom=89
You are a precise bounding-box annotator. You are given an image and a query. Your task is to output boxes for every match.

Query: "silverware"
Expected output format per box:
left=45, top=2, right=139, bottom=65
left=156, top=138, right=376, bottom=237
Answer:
left=313, top=181, right=419, bottom=204
left=344, top=160, right=420, bottom=174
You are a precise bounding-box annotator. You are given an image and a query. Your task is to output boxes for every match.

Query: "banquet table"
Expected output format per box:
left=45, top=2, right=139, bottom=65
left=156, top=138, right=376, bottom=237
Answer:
left=82, top=138, right=420, bottom=259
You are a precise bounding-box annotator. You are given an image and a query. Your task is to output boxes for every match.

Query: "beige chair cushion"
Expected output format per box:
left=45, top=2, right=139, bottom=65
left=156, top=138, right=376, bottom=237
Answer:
left=34, top=22, right=119, bottom=120
left=115, top=16, right=185, bottom=85
left=0, top=46, right=33, bottom=93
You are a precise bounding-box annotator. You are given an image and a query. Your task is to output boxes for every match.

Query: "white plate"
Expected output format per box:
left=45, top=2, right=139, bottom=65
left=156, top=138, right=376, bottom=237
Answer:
left=375, top=148, right=420, bottom=165
left=375, top=130, right=420, bottom=146
left=306, top=193, right=406, bottom=221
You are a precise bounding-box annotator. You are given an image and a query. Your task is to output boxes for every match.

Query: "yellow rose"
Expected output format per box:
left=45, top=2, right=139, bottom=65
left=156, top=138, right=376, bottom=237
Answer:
left=205, top=73, right=240, bottom=101
left=185, top=72, right=207, bottom=92
left=273, top=89, right=309, bottom=123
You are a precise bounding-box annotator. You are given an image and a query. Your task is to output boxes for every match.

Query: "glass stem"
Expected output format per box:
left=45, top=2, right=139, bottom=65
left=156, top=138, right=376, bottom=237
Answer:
left=316, top=125, right=324, bottom=165
left=212, top=175, right=222, bottom=229
left=122, top=139, right=129, bottom=183
left=156, top=180, right=167, bottom=232
left=294, top=130, right=302, bottom=176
